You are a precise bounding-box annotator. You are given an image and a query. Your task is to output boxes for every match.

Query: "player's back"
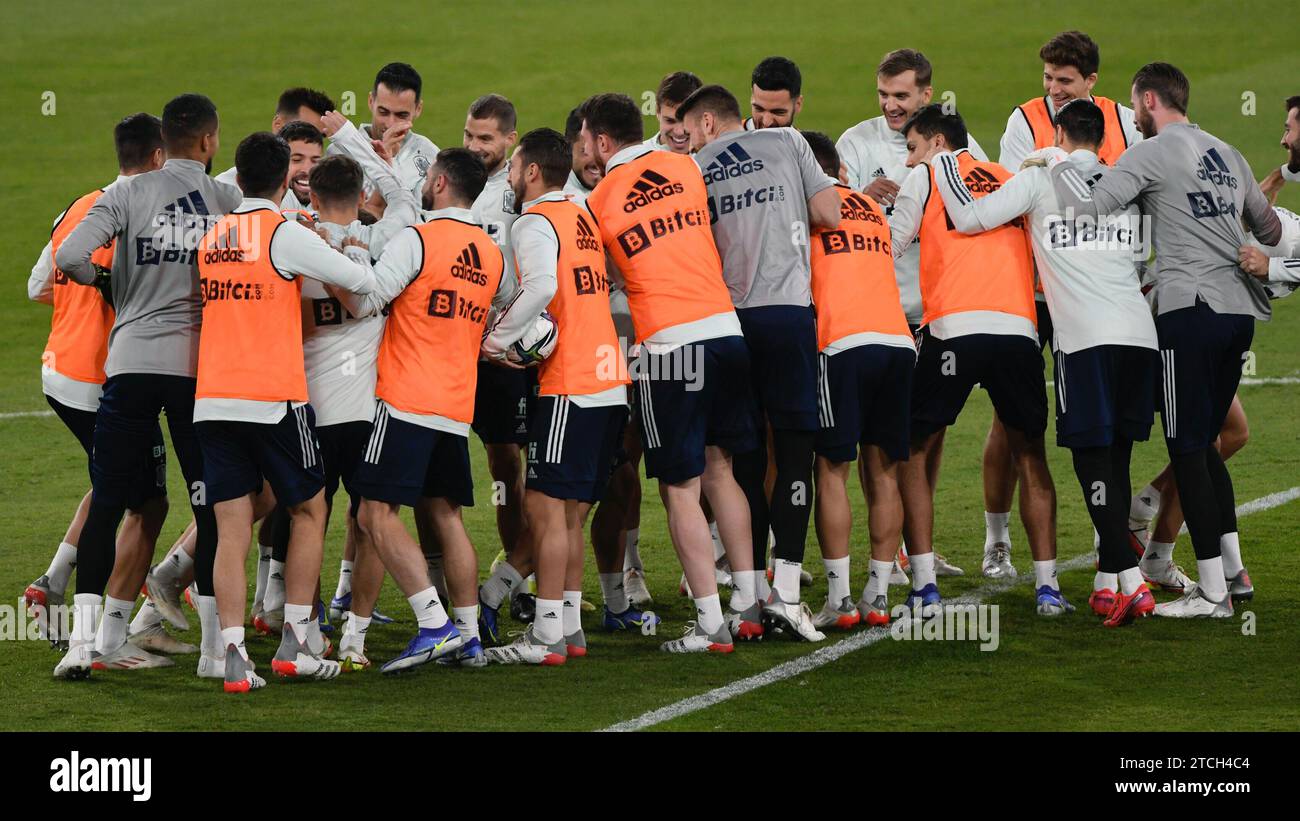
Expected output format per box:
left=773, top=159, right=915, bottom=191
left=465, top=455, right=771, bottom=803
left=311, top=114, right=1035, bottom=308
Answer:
left=47, top=188, right=116, bottom=385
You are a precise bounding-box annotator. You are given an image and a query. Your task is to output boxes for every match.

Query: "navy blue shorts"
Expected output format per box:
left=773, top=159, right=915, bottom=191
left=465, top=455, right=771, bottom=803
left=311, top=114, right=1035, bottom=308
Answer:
left=1053, top=345, right=1158, bottom=449
left=911, top=329, right=1048, bottom=440
left=815, top=344, right=916, bottom=463
left=526, top=396, right=627, bottom=503
left=352, top=403, right=474, bottom=508
left=1155, top=301, right=1254, bottom=455
left=47, top=394, right=167, bottom=508
left=472, top=362, right=538, bottom=445
left=635, top=335, right=758, bottom=484
left=1036, top=299, right=1054, bottom=354
left=317, top=420, right=371, bottom=515
left=735, top=304, right=820, bottom=432
left=196, top=404, right=325, bottom=507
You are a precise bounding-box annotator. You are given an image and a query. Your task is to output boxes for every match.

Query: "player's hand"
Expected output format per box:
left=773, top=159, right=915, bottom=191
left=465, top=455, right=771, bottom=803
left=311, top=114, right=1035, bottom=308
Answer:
left=365, top=187, right=388, bottom=218
left=342, top=235, right=369, bottom=253
left=320, top=111, right=349, bottom=138
left=312, top=225, right=337, bottom=247
left=370, top=139, right=394, bottom=166
left=381, top=121, right=411, bottom=160
left=1259, top=168, right=1285, bottom=206
left=1238, top=245, right=1271, bottom=278
left=863, top=177, right=900, bottom=206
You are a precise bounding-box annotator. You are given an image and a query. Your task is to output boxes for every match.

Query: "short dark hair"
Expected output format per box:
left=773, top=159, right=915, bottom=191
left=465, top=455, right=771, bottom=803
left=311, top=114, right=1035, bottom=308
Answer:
left=114, top=113, right=162, bottom=172
left=900, top=103, right=968, bottom=150
left=516, top=128, right=571, bottom=189
left=1054, top=99, right=1105, bottom=149
left=580, top=93, right=644, bottom=146
left=564, top=106, right=584, bottom=143
left=374, top=62, right=422, bottom=100
left=877, top=49, right=932, bottom=87
left=752, top=56, right=801, bottom=97
left=234, top=131, right=290, bottom=199
left=657, top=71, right=703, bottom=108
left=1039, top=31, right=1100, bottom=78
left=467, top=93, right=517, bottom=134
left=433, top=147, right=489, bottom=204
left=1286, top=96, right=1300, bottom=115
left=801, top=130, right=839, bottom=178
left=276, top=120, right=324, bottom=147
left=308, top=155, right=364, bottom=207
left=1132, top=62, right=1190, bottom=114
left=276, top=87, right=335, bottom=118
left=161, top=93, right=218, bottom=149
left=675, top=84, right=743, bottom=122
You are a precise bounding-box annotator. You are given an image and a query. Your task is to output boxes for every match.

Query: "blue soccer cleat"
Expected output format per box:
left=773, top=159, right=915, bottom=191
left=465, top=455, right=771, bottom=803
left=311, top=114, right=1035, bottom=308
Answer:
left=478, top=591, right=501, bottom=646
left=328, top=591, right=396, bottom=625
left=904, top=582, right=943, bottom=619
left=1035, top=586, right=1076, bottom=616
left=379, top=623, right=463, bottom=675
left=602, top=604, right=661, bottom=632
left=316, top=599, right=334, bottom=635
left=435, top=635, right=487, bottom=668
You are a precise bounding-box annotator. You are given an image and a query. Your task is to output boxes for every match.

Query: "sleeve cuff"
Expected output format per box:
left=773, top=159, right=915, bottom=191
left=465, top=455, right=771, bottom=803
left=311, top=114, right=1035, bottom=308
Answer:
left=1283, top=164, right=1300, bottom=184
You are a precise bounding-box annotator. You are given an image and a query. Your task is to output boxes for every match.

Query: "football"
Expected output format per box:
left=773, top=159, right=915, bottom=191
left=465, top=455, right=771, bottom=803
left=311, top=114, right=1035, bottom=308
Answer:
left=507, top=311, right=558, bottom=364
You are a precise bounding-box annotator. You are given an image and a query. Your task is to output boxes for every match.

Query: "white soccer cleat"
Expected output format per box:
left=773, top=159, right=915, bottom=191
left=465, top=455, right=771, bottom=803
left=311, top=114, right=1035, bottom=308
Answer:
left=1139, top=557, right=1194, bottom=592
left=196, top=654, right=226, bottom=679
left=982, top=542, right=1017, bottom=579
left=223, top=645, right=266, bottom=694
left=484, top=626, right=566, bottom=666
left=338, top=635, right=371, bottom=672
left=1153, top=584, right=1233, bottom=619
left=761, top=591, right=827, bottom=642
left=933, top=552, right=965, bottom=577
left=91, top=640, right=175, bottom=671
left=659, top=620, right=734, bottom=654
left=53, top=641, right=94, bottom=680
left=129, top=624, right=197, bottom=655
left=812, top=597, right=861, bottom=631
left=145, top=568, right=188, bottom=631
left=272, top=629, right=340, bottom=680
left=624, top=567, right=652, bottom=606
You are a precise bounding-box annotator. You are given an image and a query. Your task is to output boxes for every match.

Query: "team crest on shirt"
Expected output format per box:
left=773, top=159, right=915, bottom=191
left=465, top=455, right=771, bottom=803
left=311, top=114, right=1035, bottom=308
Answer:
left=502, top=187, right=515, bottom=213
left=413, top=154, right=431, bottom=177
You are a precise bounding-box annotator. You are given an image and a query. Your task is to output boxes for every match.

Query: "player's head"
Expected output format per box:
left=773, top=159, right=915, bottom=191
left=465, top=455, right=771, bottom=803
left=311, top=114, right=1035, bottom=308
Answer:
left=1053, top=98, right=1105, bottom=153
left=276, top=121, right=324, bottom=204
left=1131, top=62, right=1189, bottom=138
left=162, top=93, right=221, bottom=171
left=801, top=130, right=844, bottom=183
left=424, top=146, right=488, bottom=211
left=876, top=49, right=933, bottom=132
left=654, top=71, right=703, bottom=153
left=510, top=127, right=569, bottom=207
left=368, top=62, right=423, bottom=140
left=676, top=84, right=743, bottom=152
left=1039, top=31, right=1100, bottom=107
left=901, top=103, right=967, bottom=167
left=272, top=87, right=335, bottom=133
left=579, top=93, right=644, bottom=170
left=114, top=113, right=163, bottom=175
left=750, top=56, right=802, bottom=129
left=1283, top=96, right=1300, bottom=167
left=234, top=131, right=291, bottom=202
left=308, top=155, right=365, bottom=221
left=464, top=93, right=519, bottom=174
left=565, top=106, right=603, bottom=189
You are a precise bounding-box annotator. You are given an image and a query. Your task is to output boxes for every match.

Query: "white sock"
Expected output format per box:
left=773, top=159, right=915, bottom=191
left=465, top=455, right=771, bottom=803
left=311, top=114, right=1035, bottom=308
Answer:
left=196, top=594, right=221, bottom=657
left=866, top=559, right=892, bottom=599
left=1094, top=571, right=1118, bottom=592
left=773, top=559, right=802, bottom=602
left=1033, top=559, right=1058, bottom=591
left=252, top=544, right=271, bottom=609
left=45, top=541, right=79, bottom=594
left=563, top=590, right=582, bottom=635
left=1130, top=484, right=1161, bottom=522
left=284, top=602, right=312, bottom=644
left=129, top=599, right=163, bottom=634
left=693, top=593, right=724, bottom=634
left=1219, top=532, right=1244, bottom=578
left=984, top=511, right=1011, bottom=547
left=71, top=593, right=102, bottom=646
left=709, top=521, right=725, bottom=562
left=623, top=528, right=642, bottom=571
left=755, top=567, right=772, bottom=602
left=598, top=573, right=628, bottom=613
left=154, top=547, right=193, bottom=588
left=451, top=605, right=479, bottom=642
left=95, top=595, right=133, bottom=653
left=408, top=586, right=449, bottom=629
left=823, top=556, right=850, bottom=604
left=265, top=560, right=286, bottom=613
left=221, top=626, right=248, bottom=661
left=1143, top=540, right=1175, bottom=565
left=479, top=562, right=523, bottom=610
left=730, top=570, right=757, bottom=612
left=344, top=612, right=371, bottom=641
left=1196, top=558, right=1228, bottom=600
left=1118, top=567, right=1144, bottom=595
left=533, top=598, right=563, bottom=644
left=333, top=560, right=354, bottom=601
left=909, top=551, right=936, bottom=590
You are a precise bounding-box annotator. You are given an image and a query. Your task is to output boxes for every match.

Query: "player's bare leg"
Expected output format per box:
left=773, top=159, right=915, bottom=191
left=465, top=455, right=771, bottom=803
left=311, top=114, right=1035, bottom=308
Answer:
left=899, top=428, right=944, bottom=617
left=1005, top=426, right=1068, bottom=614
left=702, top=445, right=760, bottom=638
left=812, top=456, right=860, bottom=630
left=416, top=497, right=484, bottom=667
left=658, top=467, right=734, bottom=654
left=981, top=414, right=1018, bottom=578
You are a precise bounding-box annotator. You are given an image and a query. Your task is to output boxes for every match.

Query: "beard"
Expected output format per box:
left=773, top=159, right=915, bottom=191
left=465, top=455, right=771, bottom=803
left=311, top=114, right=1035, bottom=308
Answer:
left=1288, top=142, right=1300, bottom=173
left=1135, top=105, right=1157, bottom=139
left=508, top=179, right=526, bottom=215
left=204, top=157, right=213, bottom=175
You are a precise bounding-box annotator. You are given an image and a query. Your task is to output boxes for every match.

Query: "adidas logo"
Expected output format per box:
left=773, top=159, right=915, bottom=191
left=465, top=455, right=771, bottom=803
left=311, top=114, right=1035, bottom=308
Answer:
left=542, top=611, right=558, bottom=619
left=108, top=611, right=124, bottom=619
left=703, top=142, right=765, bottom=184
left=575, top=213, right=600, bottom=251
left=165, top=191, right=211, bottom=216
left=871, top=167, right=885, bottom=178
left=827, top=571, right=840, bottom=579
left=962, top=167, right=1001, bottom=194
left=1195, top=148, right=1238, bottom=189
left=841, top=192, right=884, bottom=225
left=450, top=244, right=488, bottom=285
left=623, top=168, right=684, bottom=212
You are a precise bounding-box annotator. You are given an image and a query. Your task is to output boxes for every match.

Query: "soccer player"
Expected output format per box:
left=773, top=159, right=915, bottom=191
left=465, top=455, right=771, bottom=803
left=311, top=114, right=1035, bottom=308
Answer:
left=800, top=131, right=916, bottom=629
left=1253, top=94, right=1298, bottom=203
left=215, top=86, right=335, bottom=209
left=564, top=107, right=603, bottom=203
left=643, top=71, right=702, bottom=153
left=677, top=84, right=840, bottom=642
left=194, top=131, right=376, bottom=692
left=581, top=92, right=756, bottom=653
left=479, top=128, right=633, bottom=664
left=746, top=56, right=802, bottom=129
left=1048, top=63, right=1281, bottom=617
left=337, top=148, right=511, bottom=673
left=890, top=104, right=1064, bottom=617
left=24, top=114, right=171, bottom=652
left=53, top=94, right=242, bottom=680
left=932, top=100, right=1158, bottom=625
left=980, top=31, right=1143, bottom=579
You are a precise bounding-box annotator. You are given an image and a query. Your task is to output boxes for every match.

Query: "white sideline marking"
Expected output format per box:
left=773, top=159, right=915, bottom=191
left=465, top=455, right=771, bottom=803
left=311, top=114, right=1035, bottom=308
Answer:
left=1041, top=376, right=1299, bottom=387
left=0, top=410, right=54, bottom=420
left=602, top=487, right=1300, bottom=733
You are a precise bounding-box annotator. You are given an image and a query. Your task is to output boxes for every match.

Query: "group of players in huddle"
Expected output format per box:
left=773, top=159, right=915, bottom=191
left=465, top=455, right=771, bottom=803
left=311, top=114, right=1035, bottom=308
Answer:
left=23, top=29, right=1300, bottom=691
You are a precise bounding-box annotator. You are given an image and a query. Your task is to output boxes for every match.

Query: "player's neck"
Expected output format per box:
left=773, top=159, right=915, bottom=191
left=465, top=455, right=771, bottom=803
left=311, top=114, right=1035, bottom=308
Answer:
left=1153, top=112, right=1190, bottom=134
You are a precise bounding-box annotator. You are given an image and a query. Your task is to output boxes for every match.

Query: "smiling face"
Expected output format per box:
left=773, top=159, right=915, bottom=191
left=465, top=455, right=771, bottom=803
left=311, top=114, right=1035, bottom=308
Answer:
left=570, top=134, right=603, bottom=189
left=877, top=70, right=932, bottom=132
left=903, top=127, right=942, bottom=168
left=1042, top=62, right=1097, bottom=109
left=368, top=83, right=421, bottom=141
left=750, top=86, right=801, bottom=129
left=286, top=138, right=323, bottom=202
left=655, top=101, right=691, bottom=153
left=1283, top=105, right=1300, bottom=167
left=463, top=115, right=515, bottom=173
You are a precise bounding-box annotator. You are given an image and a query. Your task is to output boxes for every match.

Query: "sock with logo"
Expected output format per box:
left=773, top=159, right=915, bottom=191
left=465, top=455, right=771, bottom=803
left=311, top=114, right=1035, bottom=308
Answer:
left=693, top=593, right=724, bottom=635
left=1118, top=568, right=1144, bottom=596
left=1219, top=532, right=1244, bottom=578
left=1196, top=558, right=1228, bottom=601
left=284, top=603, right=312, bottom=644
left=773, top=559, right=802, bottom=603
left=71, top=593, right=102, bottom=646
left=264, top=560, right=286, bottom=614
left=909, top=551, right=936, bottom=591
left=128, top=599, right=163, bottom=635
left=154, top=546, right=194, bottom=590
left=983, top=511, right=1011, bottom=548
left=195, top=594, right=220, bottom=658
left=533, top=598, right=564, bottom=645
left=729, top=570, right=756, bottom=612
left=409, top=586, right=449, bottom=629
left=1130, top=483, right=1162, bottom=524
left=479, top=562, right=523, bottom=610
left=45, top=541, right=79, bottom=595
left=823, top=556, right=850, bottom=604
left=754, top=567, right=772, bottom=603
left=563, top=591, right=582, bottom=635
left=1142, top=540, right=1175, bottom=567
left=451, top=606, right=479, bottom=643
left=252, top=543, right=271, bottom=610
left=1033, top=559, right=1059, bottom=591
left=1094, top=571, right=1118, bottom=592
left=622, top=528, right=642, bottom=572
left=598, top=572, right=628, bottom=613
left=344, top=611, right=371, bottom=639
left=866, top=559, right=892, bottom=600
left=333, top=560, right=353, bottom=602
left=221, top=626, right=248, bottom=661
left=94, top=595, right=133, bottom=653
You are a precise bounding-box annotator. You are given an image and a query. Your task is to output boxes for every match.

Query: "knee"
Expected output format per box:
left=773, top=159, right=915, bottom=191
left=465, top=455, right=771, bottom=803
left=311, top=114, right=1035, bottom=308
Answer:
left=1219, top=419, right=1249, bottom=457
left=356, top=500, right=390, bottom=539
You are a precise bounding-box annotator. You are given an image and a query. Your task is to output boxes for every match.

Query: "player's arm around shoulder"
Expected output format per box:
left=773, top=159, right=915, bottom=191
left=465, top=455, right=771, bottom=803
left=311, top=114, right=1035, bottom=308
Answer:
left=483, top=214, right=558, bottom=360
left=28, top=240, right=56, bottom=304
left=54, top=184, right=127, bottom=284
left=888, top=163, right=932, bottom=257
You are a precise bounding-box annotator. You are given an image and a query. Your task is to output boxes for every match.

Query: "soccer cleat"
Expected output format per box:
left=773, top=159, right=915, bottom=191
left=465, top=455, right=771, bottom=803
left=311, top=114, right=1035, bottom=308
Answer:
left=271, top=628, right=341, bottom=681
left=129, top=624, right=197, bottom=655
left=53, top=641, right=94, bottom=680
left=857, top=594, right=891, bottom=627
left=724, top=601, right=764, bottom=641
left=812, top=596, right=862, bottom=630
left=23, top=575, right=67, bottom=646
left=316, top=599, right=335, bottom=635
left=183, top=582, right=198, bottom=611
left=1035, top=586, right=1075, bottom=616
left=327, top=592, right=350, bottom=623
left=761, top=590, right=827, bottom=642
left=1102, top=584, right=1156, bottom=627
left=1128, top=526, right=1149, bottom=559
left=485, top=625, right=567, bottom=666
left=223, top=644, right=266, bottom=693
left=624, top=567, right=652, bottom=606
left=1088, top=588, right=1118, bottom=617
left=602, top=604, right=661, bottom=633
left=144, top=567, right=188, bottom=631
left=253, top=609, right=283, bottom=636
left=91, top=640, right=175, bottom=671
left=338, top=638, right=371, bottom=672
left=660, top=620, right=734, bottom=654
left=982, top=542, right=1017, bottom=579
left=510, top=591, right=536, bottom=624
left=889, top=560, right=909, bottom=586
left=380, top=623, right=464, bottom=674
left=1226, top=569, right=1253, bottom=603
left=1153, top=584, right=1233, bottom=619
left=565, top=630, right=587, bottom=658
left=904, top=583, right=943, bottom=620
left=799, top=568, right=813, bottom=587
left=1138, top=558, right=1193, bottom=592
left=934, top=552, right=965, bottom=577
left=435, top=635, right=487, bottom=668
